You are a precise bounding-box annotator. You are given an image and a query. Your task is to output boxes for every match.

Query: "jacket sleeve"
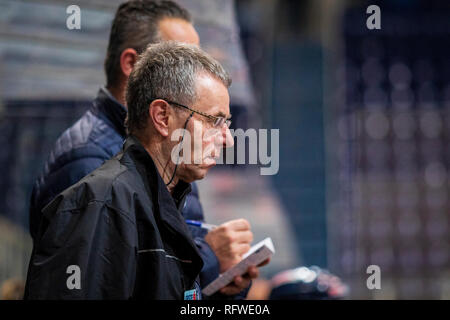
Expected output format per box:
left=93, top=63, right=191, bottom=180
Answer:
left=25, top=198, right=137, bottom=300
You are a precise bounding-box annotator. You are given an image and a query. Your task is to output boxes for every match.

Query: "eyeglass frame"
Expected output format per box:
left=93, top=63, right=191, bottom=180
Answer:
left=150, top=98, right=232, bottom=128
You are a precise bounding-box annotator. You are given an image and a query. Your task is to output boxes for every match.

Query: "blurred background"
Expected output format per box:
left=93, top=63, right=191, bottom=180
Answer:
left=1, top=0, right=450, bottom=299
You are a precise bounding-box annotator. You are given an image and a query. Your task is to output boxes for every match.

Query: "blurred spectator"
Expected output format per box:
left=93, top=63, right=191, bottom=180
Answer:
left=247, top=266, right=348, bottom=300
left=1, top=278, right=25, bottom=300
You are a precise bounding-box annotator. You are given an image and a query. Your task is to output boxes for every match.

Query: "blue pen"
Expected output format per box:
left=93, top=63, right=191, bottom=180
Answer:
left=185, top=219, right=217, bottom=231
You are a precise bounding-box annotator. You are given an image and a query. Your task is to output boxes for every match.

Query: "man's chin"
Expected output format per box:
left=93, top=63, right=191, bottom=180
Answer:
left=194, top=167, right=211, bottom=179
left=193, top=165, right=216, bottom=180
left=177, top=168, right=207, bottom=183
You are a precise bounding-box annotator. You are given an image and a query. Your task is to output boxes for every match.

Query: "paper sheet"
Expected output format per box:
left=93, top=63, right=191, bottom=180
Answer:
left=202, top=237, right=275, bottom=296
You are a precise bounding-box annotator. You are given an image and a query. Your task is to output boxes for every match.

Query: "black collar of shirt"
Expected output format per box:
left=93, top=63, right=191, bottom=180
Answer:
left=92, top=87, right=127, bottom=138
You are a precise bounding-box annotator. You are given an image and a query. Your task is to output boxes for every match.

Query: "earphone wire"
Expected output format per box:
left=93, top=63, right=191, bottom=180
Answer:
left=166, top=111, right=194, bottom=186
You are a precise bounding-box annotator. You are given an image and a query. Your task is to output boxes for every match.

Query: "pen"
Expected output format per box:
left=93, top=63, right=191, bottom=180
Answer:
left=185, top=219, right=217, bottom=231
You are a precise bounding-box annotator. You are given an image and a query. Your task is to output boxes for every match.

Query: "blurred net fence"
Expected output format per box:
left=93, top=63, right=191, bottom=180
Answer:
left=327, top=4, right=450, bottom=299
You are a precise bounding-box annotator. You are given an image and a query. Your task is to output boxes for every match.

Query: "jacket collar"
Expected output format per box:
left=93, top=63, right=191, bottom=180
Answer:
left=92, top=87, right=127, bottom=138
left=122, top=136, right=203, bottom=276
left=122, top=136, right=192, bottom=209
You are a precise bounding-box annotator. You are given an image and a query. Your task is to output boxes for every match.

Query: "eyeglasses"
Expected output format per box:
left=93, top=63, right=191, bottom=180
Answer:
left=151, top=98, right=232, bottom=128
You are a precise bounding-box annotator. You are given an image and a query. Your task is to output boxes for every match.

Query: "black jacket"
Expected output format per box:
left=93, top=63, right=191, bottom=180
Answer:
left=28, top=88, right=222, bottom=292
left=25, top=136, right=203, bottom=299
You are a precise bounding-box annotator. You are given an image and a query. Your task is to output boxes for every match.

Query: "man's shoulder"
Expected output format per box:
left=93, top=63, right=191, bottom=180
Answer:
left=40, top=106, right=124, bottom=180
left=53, top=107, right=123, bottom=161
left=51, top=155, right=140, bottom=213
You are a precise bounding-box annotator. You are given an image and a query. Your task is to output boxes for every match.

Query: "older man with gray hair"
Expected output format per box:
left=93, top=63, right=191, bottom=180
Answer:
left=24, top=41, right=262, bottom=300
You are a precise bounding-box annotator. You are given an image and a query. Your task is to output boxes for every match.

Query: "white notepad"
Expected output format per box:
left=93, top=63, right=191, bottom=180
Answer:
left=202, top=237, right=275, bottom=296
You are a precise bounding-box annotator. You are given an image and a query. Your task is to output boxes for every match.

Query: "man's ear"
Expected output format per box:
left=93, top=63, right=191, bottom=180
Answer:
left=120, top=48, right=138, bottom=78
left=149, top=99, right=170, bottom=137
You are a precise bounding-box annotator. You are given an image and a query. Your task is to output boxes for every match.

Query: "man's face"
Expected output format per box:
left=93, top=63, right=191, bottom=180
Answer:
left=158, top=17, right=200, bottom=45
left=172, top=73, right=233, bottom=183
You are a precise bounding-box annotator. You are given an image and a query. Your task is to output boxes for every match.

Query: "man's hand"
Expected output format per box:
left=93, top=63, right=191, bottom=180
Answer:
left=204, top=219, right=253, bottom=273
left=218, top=258, right=270, bottom=296
left=219, top=265, right=259, bottom=296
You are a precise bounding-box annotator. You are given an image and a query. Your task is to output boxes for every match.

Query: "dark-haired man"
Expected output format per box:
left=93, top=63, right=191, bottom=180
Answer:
left=29, top=0, right=255, bottom=298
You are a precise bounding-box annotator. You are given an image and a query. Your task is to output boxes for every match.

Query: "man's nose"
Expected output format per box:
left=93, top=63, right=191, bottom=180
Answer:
left=223, top=125, right=234, bottom=148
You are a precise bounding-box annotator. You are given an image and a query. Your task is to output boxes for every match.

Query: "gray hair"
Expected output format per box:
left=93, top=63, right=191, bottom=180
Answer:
left=126, top=41, right=231, bottom=134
